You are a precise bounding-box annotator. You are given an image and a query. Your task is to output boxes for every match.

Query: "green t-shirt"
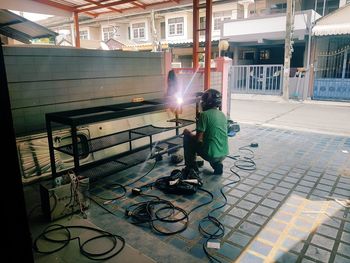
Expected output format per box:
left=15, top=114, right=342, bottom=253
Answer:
left=197, top=108, right=229, bottom=159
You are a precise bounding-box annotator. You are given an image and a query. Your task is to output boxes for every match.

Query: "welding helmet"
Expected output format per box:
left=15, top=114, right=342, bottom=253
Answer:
left=201, top=89, right=222, bottom=111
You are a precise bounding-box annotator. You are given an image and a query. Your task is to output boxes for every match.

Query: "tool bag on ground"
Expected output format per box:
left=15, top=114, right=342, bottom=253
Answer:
left=154, top=168, right=202, bottom=195
left=227, top=119, right=240, bottom=137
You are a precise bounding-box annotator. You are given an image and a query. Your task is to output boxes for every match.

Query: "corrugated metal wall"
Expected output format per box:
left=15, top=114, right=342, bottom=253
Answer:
left=4, top=46, right=166, bottom=136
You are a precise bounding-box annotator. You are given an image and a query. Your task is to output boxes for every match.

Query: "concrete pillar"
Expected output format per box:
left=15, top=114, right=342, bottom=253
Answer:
left=215, top=56, right=232, bottom=117
left=238, top=0, right=254, bottom=19
left=242, top=3, right=250, bottom=18
left=233, top=46, right=239, bottom=65
left=70, top=23, right=75, bottom=46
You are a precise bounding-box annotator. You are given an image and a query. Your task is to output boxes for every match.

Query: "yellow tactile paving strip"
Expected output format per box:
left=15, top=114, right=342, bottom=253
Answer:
left=236, top=195, right=334, bottom=262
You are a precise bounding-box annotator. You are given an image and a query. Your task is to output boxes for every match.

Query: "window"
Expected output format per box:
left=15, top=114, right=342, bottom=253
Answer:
left=132, top=22, right=145, bottom=39
left=259, top=50, right=270, bottom=60
left=160, top=22, right=165, bottom=39
left=102, top=26, right=117, bottom=41
left=80, top=30, right=88, bottom=40
left=200, top=17, right=205, bottom=36
left=168, top=17, right=184, bottom=36
left=213, top=11, right=232, bottom=31
left=243, top=51, right=254, bottom=60
left=271, top=3, right=287, bottom=13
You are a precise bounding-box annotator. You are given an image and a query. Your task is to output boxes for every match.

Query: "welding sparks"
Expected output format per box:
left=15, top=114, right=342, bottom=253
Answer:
left=176, top=96, right=184, bottom=105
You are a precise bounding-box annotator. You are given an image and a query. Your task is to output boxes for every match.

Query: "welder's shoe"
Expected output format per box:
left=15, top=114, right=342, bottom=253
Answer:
left=192, top=165, right=200, bottom=173
left=183, top=165, right=200, bottom=175
left=211, top=162, right=223, bottom=175
left=196, top=160, right=204, bottom=168
left=170, top=153, right=183, bottom=164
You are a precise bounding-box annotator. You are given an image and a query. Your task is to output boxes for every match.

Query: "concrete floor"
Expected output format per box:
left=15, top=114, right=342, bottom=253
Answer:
left=26, top=97, right=350, bottom=262
left=231, top=95, right=350, bottom=137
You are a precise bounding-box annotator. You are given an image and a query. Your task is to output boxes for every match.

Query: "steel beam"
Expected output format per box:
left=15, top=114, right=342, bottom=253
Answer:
left=193, top=0, right=199, bottom=71
left=73, top=12, right=80, bottom=48
left=204, top=0, right=212, bottom=90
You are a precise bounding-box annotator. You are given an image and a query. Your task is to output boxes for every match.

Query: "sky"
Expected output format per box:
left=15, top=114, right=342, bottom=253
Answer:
left=11, top=11, right=52, bottom=21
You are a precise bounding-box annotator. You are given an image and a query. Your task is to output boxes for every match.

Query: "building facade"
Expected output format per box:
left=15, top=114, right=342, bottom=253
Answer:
left=38, top=0, right=344, bottom=69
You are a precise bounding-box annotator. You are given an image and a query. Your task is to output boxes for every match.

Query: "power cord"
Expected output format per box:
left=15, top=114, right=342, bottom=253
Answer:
left=33, top=224, right=125, bottom=261
left=198, top=175, right=241, bottom=262
left=125, top=193, right=189, bottom=235
left=90, top=160, right=157, bottom=205
left=198, top=143, right=257, bottom=262
left=227, top=145, right=257, bottom=171
left=90, top=183, right=127, bottom=205
left=124, top=159, right=158, bottom=188
left=68, top=171, right=89, bottom=218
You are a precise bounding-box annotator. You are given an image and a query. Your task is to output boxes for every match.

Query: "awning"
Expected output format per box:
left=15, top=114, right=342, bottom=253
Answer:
left=223, top=10, right=319, bottom=44
left=313, top=4, right=350, bottom=36
left=313, top=23, right=350, bottom=36
left=0, top=9, right=58, bottom=44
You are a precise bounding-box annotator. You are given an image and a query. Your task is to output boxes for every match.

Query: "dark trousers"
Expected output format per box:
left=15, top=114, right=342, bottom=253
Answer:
left=183, top=133, right=224, bottom=169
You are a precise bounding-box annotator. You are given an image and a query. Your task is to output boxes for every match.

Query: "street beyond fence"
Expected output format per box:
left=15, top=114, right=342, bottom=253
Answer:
left=230, top=95, right=350, bottom=137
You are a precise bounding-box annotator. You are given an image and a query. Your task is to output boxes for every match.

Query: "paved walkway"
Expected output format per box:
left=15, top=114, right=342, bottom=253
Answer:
left=28, top=96, right=350, bottom=262
left=28, top=124, right=350, bottom=263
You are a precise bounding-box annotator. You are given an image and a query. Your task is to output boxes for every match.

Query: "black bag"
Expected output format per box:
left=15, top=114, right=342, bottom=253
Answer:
left=154, top=169, right=202, bottom=195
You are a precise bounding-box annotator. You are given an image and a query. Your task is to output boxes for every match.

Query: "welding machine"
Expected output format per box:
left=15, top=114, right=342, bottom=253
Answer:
left=40, top=175, right=89, bottom=221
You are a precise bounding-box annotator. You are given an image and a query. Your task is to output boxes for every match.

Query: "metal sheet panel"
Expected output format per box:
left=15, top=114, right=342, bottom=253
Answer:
left=0, top=9, right=57, bottom=43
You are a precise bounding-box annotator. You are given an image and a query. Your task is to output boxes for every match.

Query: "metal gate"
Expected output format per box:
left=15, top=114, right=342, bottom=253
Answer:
left=314, top=45, right=350, bottom=100
left=230, top=65, right=283, bottom=95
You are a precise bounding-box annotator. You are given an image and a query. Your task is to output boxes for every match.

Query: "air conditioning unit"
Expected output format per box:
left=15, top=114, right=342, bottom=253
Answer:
left=171, top=62, right=182, bottom=68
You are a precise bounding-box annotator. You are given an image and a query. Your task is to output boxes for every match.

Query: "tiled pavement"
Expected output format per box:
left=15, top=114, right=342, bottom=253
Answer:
left=31, top=124, right=350, bottom=262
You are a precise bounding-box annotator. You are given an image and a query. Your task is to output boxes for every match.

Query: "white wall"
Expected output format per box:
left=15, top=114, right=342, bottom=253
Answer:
left=339, top=0, right=347, bottom=7
left=89, top=26, right=101, bottom=41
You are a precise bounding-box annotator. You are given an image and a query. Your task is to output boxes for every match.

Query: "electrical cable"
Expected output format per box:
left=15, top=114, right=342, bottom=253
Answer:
left=68, top=173, right=89, bottom=218
left=125, top=193, right=189, bottom=235
left=87, top=142, right=256, bottom=261
left=124, top=169, right=214, bottom=235
left=188, top=187, right=214, bottom=215
left=198, top=175, right=241, bottom=263
left=33, top=224, right=125, bottom=261
left=90, top=160, right=156, bottom=205
left=124, top=159, right=158, bottom=188
left=227, top=145, right=257, bottom=171
left=197, top=144, right=257, bottom=262
left=90, top=183, right=127, bottom=204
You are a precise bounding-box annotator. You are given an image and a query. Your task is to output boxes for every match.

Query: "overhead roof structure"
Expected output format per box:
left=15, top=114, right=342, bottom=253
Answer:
left=313, top=4, right=350, bottom=36
left=1, top=0, right=216, bottom=89
left=30, top=0, right=193, bottom=17
left=0, top=9, right=58, bottom=44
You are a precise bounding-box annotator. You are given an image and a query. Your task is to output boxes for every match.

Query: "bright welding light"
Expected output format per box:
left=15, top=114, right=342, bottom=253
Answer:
left=176, top=96, right=184, bottom=105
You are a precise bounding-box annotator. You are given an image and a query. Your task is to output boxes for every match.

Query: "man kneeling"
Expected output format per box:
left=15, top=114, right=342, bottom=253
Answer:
left=183, top=89, right=228, bottom=175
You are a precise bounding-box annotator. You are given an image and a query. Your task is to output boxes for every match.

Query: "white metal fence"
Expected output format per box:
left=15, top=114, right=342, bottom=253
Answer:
left=230, top=65, right=283, bottom=95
